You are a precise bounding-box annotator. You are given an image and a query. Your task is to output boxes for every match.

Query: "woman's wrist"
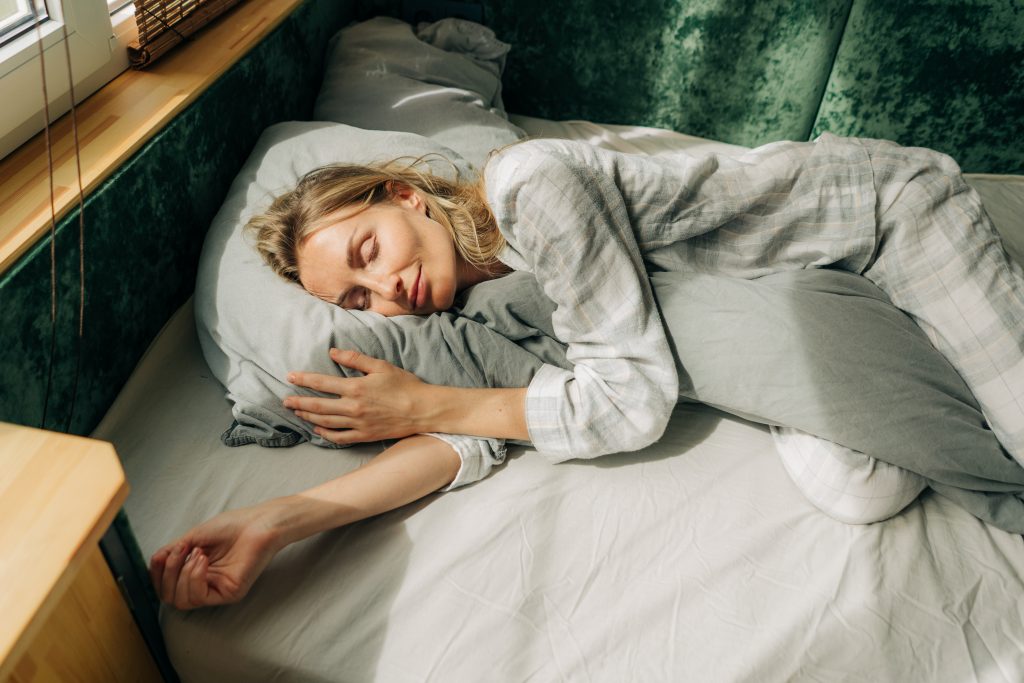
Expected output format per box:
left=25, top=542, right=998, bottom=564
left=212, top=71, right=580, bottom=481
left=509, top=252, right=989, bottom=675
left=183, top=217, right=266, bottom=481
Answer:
left=413, top=384, right=456, bottom=434
left=419, top=385, right=529, bottom=441
left=257, top=495, right=328, bottom=550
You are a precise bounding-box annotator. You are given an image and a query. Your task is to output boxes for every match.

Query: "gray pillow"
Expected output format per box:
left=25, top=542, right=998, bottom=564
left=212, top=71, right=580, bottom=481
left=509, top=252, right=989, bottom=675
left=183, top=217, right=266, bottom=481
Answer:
left=197, top=15, right=528, bottom=447
left=314, top=16, right=525, bottom=168
left=194, top=122, right=538, bottom=448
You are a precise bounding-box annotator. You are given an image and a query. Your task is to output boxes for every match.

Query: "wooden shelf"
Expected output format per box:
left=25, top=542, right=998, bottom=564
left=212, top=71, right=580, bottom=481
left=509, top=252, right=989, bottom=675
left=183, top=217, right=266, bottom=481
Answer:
left=0, top=0, right=304, bottom=274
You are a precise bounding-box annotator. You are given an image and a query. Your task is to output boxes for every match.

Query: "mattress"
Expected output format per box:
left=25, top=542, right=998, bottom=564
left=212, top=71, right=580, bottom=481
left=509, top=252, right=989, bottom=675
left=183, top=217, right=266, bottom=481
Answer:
left=93, top=118, right=1024, bottom=682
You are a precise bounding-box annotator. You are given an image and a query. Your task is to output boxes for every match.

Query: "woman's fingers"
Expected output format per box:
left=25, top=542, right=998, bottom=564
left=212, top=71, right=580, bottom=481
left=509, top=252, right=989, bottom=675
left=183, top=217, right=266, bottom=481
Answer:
left=188, top=551, right=209, bottom=607
left=293, top=410, right=356, bottom=429
left=314, top=427, right=370, bottom=445
left=161, top=542, right=188, bottom=603
left=330, top=348, right=392, bottom=374
left=174, top=550, right=196, bottom=609
left=287, top=371, right=346, bottom=394
left=286, top=395, right=359, bottom=415
left=172, top=548, right=213, bottom=610
left=287, top=350, right=397, bottom=393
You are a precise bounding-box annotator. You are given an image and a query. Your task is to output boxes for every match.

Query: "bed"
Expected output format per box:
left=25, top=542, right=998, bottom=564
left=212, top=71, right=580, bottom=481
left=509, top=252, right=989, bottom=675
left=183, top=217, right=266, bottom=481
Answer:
left=98, top=205, right=1024, bottom=679
left=92, top=79, right=1024, bottom=683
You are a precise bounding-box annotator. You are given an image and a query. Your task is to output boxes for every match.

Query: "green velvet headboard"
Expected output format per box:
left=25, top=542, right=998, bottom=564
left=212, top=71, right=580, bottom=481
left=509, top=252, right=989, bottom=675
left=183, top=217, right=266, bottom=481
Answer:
left=484, top=0, right=1023, bottom=174
left=810, top=0, right=1024, bottom=174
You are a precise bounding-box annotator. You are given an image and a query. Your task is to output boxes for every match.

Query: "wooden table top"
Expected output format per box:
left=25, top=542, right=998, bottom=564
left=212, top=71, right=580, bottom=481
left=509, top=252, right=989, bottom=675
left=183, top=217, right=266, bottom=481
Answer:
left=0, top=422, right=128, bottom=679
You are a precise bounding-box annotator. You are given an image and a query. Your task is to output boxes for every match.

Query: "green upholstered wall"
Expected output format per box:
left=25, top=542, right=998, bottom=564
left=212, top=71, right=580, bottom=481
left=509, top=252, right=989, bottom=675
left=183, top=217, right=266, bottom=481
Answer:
left=811, top=0, right=1024, bottom=174
left=479, top=0, right=1022, bottom=172
left=0, top=0, right=355, bottom=436
left=484, top=0, right=853, bottom=146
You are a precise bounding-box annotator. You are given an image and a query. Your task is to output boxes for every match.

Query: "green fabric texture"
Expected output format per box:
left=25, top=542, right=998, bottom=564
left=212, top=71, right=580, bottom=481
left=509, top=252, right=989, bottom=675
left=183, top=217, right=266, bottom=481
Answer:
left=812, top=0, right=1024, bottom=174
left=0, top=0, right=354, bottom=434
left=482, top=0, right=853, bottom=146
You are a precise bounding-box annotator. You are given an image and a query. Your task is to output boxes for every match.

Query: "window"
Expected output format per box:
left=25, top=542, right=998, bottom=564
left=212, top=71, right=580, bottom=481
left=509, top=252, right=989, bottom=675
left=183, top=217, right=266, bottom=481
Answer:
left=1, top=1, right=49, bottom=47
left=0, top=0, right=136, bottom=159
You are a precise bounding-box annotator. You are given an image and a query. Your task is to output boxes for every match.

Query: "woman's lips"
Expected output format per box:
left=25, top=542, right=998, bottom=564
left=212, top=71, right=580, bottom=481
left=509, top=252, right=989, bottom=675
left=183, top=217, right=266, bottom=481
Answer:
left=416, top=266, right=426, bottom=309
left=410, top=266, right=422, bottom=310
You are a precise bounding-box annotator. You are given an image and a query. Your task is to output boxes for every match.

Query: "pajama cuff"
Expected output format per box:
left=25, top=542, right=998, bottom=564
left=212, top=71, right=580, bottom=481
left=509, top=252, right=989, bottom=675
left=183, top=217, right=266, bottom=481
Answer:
left=524, top=363, right=576, bottom=460
left=423, top=432, right=508, bottom=491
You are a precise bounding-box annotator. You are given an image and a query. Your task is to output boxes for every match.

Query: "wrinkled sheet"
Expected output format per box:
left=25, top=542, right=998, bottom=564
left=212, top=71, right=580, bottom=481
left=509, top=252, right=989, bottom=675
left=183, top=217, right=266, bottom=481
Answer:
left=94, top=119, right=1024, bottom=682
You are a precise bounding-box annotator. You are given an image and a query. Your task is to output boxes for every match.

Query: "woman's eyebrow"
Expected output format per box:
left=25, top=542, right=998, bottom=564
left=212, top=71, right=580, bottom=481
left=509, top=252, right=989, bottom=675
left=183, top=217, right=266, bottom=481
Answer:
left=346, top=229, right=356, bottom=269
left=334, top=230, right=357, bottom=307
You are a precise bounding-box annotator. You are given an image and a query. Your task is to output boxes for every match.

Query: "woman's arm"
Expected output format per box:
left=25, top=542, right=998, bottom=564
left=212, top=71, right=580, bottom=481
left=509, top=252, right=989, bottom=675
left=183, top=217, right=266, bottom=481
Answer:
left=149, top=434, right=460, bottom=610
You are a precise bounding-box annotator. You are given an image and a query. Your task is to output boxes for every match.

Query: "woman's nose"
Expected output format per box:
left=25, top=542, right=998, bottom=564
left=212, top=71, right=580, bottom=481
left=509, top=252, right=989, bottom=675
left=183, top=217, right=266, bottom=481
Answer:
left=370, top=272, right=403, bottom=301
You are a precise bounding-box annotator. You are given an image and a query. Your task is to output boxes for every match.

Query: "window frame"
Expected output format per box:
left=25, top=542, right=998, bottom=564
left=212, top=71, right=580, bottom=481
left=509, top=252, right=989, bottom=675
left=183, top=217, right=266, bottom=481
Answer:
left=0, top=0, right=137, bottom=160
left=0, top=1, right=49, bottom=45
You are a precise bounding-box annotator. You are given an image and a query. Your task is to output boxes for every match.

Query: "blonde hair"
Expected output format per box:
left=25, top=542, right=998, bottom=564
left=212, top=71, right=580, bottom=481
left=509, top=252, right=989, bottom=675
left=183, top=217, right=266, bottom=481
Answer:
left=246, top=156, right=505, bottom=283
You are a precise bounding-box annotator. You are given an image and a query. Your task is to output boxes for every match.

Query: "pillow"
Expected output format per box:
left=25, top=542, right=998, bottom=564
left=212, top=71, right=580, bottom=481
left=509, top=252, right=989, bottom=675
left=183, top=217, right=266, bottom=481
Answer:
left=197, top=15, right=527, bottom=447
left=313, top=16, right=525, bottom=168
left=195, top=122, right=544, bottom=448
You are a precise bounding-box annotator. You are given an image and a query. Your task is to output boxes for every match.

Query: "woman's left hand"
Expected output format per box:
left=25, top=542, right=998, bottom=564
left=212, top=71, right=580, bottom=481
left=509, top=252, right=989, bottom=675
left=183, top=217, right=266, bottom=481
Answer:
left=284, top=348, right=430, bottom=444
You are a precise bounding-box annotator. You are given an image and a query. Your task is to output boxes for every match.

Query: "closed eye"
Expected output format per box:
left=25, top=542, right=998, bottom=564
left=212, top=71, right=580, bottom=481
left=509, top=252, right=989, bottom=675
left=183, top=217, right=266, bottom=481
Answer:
left=356, top=287, right=370, bottom=311
left=360, top=235, right=378, bottom=264
left=339, top=286, right=370, bottom=311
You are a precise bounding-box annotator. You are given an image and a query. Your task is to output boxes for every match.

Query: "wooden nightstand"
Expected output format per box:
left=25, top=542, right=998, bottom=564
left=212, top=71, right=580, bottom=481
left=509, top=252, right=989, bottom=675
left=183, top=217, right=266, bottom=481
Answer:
left=0, top=423, right=162, bottom=682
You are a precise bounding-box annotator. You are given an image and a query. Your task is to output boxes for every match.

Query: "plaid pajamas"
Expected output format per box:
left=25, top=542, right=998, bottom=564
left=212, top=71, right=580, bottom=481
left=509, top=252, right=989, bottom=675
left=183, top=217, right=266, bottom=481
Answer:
left=439, top=134, right=1024, bottom=492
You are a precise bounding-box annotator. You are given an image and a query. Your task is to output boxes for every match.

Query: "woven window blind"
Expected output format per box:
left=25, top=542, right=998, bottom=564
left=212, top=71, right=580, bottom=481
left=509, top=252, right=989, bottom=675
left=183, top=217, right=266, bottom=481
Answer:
left=128, top=0, right=246, bottom=68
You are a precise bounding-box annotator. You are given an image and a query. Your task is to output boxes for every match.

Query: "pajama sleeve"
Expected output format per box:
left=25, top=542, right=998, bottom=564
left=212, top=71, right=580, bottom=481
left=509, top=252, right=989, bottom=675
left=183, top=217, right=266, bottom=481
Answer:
left=484, top=140, right=679, bottom=461
left=424, top=432, right=508, bottom=491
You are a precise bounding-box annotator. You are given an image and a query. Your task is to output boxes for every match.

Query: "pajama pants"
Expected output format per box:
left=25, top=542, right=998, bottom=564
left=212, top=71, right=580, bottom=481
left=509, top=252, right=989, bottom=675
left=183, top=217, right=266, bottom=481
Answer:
left=780, top=138, right=1024, bottom=523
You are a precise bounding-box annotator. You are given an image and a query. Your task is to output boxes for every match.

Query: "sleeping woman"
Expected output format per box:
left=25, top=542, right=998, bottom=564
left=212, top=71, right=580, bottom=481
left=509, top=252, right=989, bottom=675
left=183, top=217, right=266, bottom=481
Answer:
left=149, top=134, right=1024, bottom=611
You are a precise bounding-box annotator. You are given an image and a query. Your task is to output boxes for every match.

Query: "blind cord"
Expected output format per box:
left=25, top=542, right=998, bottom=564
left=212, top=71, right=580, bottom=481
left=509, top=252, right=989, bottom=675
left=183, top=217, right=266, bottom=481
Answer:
left=32, top=2, right=58, bottom=430
left=61, top=20, right=86, bottom=434
left=32, top=3, right=86, bottom=433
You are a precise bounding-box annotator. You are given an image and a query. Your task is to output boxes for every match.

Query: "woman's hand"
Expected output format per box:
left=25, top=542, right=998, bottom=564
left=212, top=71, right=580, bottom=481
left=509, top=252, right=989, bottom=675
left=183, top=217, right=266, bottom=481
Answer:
left=284, top=348, right=431, bottom=445
left=149, top=502, right=288, bottom=610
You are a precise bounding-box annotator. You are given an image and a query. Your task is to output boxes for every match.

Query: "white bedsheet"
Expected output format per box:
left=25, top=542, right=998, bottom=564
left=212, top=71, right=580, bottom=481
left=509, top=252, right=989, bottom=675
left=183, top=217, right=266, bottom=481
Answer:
left=94, top=119, right=1024, bottom=682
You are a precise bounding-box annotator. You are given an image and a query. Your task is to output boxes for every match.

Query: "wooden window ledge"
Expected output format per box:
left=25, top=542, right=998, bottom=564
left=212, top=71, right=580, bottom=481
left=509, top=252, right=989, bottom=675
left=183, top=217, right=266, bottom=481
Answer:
left=0, top=0, right=305, bottom=274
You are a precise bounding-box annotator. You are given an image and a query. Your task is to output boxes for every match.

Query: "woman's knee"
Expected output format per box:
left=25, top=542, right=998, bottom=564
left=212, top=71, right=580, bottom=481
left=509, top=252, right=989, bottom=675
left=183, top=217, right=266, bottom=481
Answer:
left=771, top=426, right=928, bottom=525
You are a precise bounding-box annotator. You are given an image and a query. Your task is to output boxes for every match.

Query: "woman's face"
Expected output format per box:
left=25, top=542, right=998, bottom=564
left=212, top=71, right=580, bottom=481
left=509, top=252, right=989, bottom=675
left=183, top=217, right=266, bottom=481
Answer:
left=297, top=187, right=460, bottom=316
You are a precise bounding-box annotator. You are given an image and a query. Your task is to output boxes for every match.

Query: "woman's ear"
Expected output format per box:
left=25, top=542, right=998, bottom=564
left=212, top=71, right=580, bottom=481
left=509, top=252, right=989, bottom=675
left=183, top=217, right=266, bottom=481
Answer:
left=388, top=181, right=427, bottom=215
